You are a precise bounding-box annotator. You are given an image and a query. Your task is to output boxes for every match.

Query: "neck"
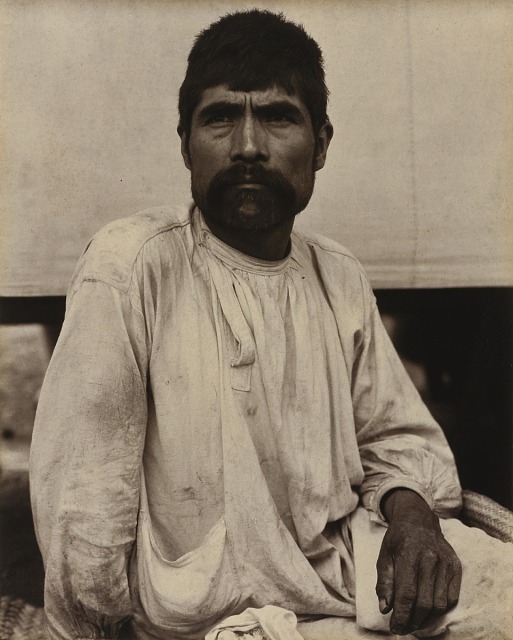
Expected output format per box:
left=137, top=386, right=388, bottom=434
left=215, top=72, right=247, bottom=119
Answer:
left=202, top=215, right=294, bottom=261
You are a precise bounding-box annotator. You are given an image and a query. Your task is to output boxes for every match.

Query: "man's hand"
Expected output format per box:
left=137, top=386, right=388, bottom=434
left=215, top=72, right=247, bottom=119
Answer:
left=376, top=489, right=462, bottom=636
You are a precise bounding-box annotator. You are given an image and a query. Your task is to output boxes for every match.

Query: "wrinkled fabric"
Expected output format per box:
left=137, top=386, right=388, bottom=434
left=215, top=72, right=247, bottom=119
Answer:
left=205, top=605, right=302, bottom=640
left=30, top=205, right=462, bottom=640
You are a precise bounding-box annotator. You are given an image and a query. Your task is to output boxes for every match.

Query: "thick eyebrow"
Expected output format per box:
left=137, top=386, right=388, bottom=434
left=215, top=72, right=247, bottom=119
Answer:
left=252, top=101, right=305, bottom=122
left=196, top=99, right=305, bottom=123
left=196, top=101, right=244, bottom=123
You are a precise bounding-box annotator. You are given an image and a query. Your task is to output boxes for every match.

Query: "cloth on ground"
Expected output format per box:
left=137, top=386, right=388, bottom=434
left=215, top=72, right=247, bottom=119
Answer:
left=205, top=606, right=302, bottom=640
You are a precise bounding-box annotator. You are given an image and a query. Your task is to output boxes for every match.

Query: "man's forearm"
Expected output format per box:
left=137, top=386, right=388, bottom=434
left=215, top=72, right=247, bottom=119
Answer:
left=381, top=487, right=439, bottom=528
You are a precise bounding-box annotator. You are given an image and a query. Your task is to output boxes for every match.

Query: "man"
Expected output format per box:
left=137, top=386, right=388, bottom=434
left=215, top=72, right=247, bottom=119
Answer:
left=30, top=10, right=513, bottom=640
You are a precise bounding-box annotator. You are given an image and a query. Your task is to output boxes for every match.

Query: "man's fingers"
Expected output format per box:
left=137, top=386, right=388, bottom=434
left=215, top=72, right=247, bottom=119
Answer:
left=432, top=561, right=449, bottom=614
left=400, top=548, right=461, bottom=634
left=413, top=555, right=462, bottom=633
left=388, top=559, right=418, bottom=634
left=433, top=550, right=461, bottom=613
left=407, top=554, right=438, bottom=632
left=375, top=549, right=394, bottom=614
left=447, top=558, right=462, bottom=609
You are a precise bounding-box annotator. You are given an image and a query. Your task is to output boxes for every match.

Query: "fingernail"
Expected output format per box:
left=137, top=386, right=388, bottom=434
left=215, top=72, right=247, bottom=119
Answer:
left=379, top=597, right=391, bottom=614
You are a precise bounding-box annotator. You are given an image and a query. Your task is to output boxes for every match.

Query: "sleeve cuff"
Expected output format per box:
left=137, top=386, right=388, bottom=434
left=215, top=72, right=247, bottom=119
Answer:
left=364, top=478, right=433, bottom=525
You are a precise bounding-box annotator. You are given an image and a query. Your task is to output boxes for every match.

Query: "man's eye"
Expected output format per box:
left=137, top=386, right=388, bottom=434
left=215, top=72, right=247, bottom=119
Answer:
left=267, top=115, right=294, bottom=125
left=205, top=115, right=233, bottom=125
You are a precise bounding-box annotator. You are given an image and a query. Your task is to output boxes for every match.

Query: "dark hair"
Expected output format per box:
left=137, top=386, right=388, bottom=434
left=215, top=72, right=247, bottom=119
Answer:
left=178, top=9, right=329, bottom=140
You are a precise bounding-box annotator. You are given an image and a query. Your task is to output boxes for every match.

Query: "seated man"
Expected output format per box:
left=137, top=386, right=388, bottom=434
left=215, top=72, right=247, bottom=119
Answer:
left=30, top=9, right=513, bottom=640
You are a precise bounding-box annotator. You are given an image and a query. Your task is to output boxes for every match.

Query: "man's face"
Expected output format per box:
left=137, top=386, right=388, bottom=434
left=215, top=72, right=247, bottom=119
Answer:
left=181, top=85, right=331, bottom=232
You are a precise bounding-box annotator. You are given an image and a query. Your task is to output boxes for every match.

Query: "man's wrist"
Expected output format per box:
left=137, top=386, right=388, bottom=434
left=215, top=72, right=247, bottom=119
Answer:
left=381, top=488, right=439, bottom=529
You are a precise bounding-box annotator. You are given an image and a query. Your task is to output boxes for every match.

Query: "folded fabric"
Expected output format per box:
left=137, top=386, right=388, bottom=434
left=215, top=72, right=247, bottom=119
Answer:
left=205, top=605, right=304, bottom=640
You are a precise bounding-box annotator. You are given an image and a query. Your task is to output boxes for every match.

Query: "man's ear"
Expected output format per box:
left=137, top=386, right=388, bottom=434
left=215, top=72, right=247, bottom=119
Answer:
left=313, top=121, right=334, bottom=171
left=180, top=132, right=192, bottom=171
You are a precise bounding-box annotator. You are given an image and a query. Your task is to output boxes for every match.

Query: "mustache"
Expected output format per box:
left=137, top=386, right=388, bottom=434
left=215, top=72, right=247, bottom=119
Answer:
left=208, top=163, right=294, bottom=194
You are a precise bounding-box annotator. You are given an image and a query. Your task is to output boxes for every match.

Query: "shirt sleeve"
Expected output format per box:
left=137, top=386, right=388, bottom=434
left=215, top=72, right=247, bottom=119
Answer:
left=30, top=278, right=149, bottom=639
left=352, top=278, right=462, bottom=524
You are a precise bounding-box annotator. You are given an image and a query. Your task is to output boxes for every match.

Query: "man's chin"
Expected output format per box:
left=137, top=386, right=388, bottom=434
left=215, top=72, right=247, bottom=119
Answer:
left=203, top=195, right=296, bottom=232
left=196, top=179, right=307, bottom=232
left=217, top=206, right=294, bottom=232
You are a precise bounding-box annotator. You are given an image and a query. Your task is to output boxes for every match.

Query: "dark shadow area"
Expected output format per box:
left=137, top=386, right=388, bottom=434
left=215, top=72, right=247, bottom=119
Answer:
left=0, top=478, right=44, bottom=606
left=0, top=297, right=66, bottom=325
left=375, top=287, right=513, bottom=509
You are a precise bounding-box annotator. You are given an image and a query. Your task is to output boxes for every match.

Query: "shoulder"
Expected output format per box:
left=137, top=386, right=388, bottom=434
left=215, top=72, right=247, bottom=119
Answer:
left=293, top=227, right=368, bottom=279
left=293, top=227, right=376, bottom=315
left=70, top=205, right=192, bottom=293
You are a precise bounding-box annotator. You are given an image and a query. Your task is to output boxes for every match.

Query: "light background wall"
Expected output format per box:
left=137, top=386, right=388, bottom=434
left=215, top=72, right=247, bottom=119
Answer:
left=1, top=0, right=512, bottom=294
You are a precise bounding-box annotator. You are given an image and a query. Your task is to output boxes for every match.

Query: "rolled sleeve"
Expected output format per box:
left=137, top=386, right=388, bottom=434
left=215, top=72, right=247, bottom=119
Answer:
left=30, top=278, right=149, bottom=639
left=352, top=283, right=462, bottom=525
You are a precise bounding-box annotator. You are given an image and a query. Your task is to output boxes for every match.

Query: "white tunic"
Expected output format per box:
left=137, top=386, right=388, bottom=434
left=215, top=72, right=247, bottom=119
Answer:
left=30, top=205, right=461, bottom=639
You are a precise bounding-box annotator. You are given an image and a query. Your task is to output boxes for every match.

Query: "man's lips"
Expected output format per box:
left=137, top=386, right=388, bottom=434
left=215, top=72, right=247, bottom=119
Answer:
left=227, top=179, right=268, bottom=188
left=230, top=182, right=266, bottom=188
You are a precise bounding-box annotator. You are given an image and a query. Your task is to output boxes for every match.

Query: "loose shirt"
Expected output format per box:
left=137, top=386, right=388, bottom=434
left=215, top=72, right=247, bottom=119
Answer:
left=30, top=205, right=462, bottom=640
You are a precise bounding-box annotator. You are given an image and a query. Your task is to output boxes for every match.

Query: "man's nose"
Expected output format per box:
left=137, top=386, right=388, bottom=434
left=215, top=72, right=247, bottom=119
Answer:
left=230, top=115, right=269, bottom=163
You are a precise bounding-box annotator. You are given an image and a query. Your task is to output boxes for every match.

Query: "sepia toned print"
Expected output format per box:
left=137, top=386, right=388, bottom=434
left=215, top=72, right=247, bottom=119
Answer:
left=1, top=2, right=512, bottom=639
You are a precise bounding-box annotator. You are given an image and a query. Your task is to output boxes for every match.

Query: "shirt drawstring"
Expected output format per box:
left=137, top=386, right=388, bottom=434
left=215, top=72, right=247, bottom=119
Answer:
left=208, top=256, right=256, bottom=369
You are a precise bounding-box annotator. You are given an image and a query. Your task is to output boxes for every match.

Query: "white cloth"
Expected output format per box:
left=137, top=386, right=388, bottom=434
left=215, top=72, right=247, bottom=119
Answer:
left=30, top=205, right=462, bottom=639
left=205, top=605, right=302, bottom=640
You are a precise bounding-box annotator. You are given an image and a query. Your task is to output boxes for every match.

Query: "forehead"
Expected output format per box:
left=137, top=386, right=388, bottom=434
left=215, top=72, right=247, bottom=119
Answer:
left=193, top=84, right=310, bottom=116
